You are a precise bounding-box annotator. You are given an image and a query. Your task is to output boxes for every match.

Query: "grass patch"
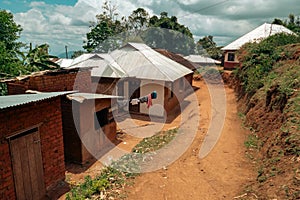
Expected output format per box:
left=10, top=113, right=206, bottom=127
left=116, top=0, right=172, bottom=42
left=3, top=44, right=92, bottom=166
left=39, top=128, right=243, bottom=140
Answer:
left=238, top=112, right=246, bottom=120
left=132, top=128, right=178, bottom=154
left=66, top=128, right=178, bottom=199
left=244, top=134, right=261, bottom=149
left=66, top=168, right=126, bottom=200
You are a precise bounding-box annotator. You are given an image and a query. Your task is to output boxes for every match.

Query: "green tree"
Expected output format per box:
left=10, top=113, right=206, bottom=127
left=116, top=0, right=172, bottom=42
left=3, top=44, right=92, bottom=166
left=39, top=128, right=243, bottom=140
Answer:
left=286, top=14, right=300, bottom=34
left=0, top=10, right=23, bottom=52
left=0, top=10, right=25, bottom=79
left=83, top=1, right=126, bottom=52
left=23, top=44, right=60, bottom=71
left=142, top=12, right=195, bottom=55
left=196, top=35, right=222, bottom=60
left=84, top=4, right=196, bottom=55
left=71, top=50, right=86, bottom=58
left=197, top=35, right=216, bottom=49
left=272, top=13, right=300, bottom=35
left=272, top=18, right=285, bottom=25
left=0, top=41, right=25, bottom=78
left=128, top=8, right=149, bottom=33
left=288, top=13, right=295, bottom=25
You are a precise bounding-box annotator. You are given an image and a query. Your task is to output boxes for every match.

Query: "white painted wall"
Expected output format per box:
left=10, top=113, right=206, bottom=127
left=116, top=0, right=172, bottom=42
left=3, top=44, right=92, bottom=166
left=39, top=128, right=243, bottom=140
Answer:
left=124, top=81, right=129, bottom=99
left=140, top=80, right=165, bottom=117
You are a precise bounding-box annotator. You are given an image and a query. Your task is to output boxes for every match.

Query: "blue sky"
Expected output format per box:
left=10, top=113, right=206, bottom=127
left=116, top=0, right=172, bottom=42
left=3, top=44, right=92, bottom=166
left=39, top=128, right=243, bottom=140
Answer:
left=1, top=0, right=299, bottom=56
left=1, top=0, right=77, bottom=12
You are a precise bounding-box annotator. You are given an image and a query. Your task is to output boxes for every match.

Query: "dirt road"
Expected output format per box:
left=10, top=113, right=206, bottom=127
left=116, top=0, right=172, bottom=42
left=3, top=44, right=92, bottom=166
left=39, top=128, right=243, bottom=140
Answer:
left=125, top=80, right=255, bottom=200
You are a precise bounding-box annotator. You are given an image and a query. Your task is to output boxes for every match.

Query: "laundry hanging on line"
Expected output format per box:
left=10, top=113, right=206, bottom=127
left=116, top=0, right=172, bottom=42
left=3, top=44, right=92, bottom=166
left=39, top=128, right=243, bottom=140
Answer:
left=130, top=91, right=157, bottom=108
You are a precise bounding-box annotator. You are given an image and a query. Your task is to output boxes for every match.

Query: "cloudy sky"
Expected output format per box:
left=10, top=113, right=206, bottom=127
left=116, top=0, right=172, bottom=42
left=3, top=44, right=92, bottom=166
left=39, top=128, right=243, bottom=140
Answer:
left=1, top=0, right=299, bottom=56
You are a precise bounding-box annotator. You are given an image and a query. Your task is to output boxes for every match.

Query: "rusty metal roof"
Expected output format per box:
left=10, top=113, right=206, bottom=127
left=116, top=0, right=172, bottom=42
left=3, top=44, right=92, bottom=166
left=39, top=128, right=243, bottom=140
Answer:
left=155, top=49, right=196, bottom=71
left=0, top=91, right=74, bottom=110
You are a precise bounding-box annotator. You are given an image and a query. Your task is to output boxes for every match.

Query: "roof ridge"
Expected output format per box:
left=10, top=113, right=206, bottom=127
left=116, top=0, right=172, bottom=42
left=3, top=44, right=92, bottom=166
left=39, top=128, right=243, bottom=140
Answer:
left=130, top=43, right=174, bottom=81
left=128, top=43, right=192, bottom=81
left=221, top=23, right=294, bottom=50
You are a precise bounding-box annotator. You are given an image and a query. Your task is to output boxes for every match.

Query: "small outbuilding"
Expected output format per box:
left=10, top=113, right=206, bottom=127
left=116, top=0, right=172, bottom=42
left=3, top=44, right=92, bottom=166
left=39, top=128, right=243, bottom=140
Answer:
left=61, top=93, right=121, bottom=164
left=221, top=23, right=294, bottom=69
left=0, top=91, right=71, bottom=199
left=184, top=55, right=221, bottom=69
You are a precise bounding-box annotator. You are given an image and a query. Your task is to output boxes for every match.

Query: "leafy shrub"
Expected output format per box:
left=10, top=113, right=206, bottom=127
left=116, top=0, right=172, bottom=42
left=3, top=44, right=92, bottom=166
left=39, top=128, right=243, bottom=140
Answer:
left=236, top=33, right=300, bottom=95
left=66, top=128, right=178, bottom=199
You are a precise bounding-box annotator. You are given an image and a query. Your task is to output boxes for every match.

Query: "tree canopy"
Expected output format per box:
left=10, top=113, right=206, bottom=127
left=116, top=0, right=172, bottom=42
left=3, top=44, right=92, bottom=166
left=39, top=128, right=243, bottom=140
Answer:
left=0, top=10, right=59, bottom=81
left=272, top=13, right=300, bottom=35
left=23, top=44, right=60, bottom=71
left=0, top=10, right=24, bottom=79
left=83, top=1, right=126, bottom=52
left=142, top=12, right=195, bottom=55
left=0, top=10, right=23, bottom=52
left=196, top=35, right=222, bottom=60
left=83, top=2, right=196, bottom=55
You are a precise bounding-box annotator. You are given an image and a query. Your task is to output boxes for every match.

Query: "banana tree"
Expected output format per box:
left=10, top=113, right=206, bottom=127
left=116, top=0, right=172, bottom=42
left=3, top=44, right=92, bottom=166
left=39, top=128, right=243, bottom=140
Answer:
left=23, top=44, right=60, bottom=72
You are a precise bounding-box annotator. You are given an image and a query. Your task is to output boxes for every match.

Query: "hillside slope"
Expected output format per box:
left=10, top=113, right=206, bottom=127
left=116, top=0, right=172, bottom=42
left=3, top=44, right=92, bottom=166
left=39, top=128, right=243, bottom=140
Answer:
left=233, top=35, right=300, bottom=199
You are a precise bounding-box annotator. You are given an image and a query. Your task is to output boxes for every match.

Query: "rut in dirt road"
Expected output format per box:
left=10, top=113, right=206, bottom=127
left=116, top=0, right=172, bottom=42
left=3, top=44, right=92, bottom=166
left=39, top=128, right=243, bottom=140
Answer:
left=125, top=80, right=255, bottom=200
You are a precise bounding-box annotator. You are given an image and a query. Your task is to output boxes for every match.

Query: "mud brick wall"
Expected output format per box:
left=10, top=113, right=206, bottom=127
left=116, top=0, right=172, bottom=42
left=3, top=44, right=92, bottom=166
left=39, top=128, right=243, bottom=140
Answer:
left=185, top=74, right=193, bottom=88
left=91, top=77, right=118, bottom=95
left=61, top=98, right=82, bottom=163
left=7, top=70, right=92, bottom=95
left=0, top=97, right=65, bottom=199
left=164, top=74, right=193, bottom=114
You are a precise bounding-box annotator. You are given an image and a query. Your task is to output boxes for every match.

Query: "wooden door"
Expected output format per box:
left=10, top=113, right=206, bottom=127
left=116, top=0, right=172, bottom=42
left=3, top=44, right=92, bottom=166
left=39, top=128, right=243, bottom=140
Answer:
left=129, top=80, right=140, bottom=113
left=10, top=128, right=46, bottom=200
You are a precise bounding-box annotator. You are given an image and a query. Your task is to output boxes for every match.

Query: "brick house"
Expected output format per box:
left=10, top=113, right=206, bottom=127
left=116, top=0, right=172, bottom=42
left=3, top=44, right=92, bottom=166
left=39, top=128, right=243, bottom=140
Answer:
left=221, top=23, right=294, bottom=69
left=4, top=69, right=120, bottom=165
left=0, top=91, right=71, bottom=199
left=5, top=68, right=91, bottom=95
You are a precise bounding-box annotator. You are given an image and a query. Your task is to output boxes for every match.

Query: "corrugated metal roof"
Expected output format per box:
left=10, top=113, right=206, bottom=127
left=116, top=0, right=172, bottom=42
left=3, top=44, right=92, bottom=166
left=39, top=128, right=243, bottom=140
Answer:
left=64, top=54, right=102, bottom=69
left=66, top=93, right=123, bottom=103
left=58, top=43, right=193, bottom=81
left=222, top=23, right=295, bottom=50
left=155, top=49, right=196, bottom=70
left=90, top=54, right=127, bottom=78
left=61, top=53, right=127, bottom=78
left=70, top=53, right=97, bottom=66
left=110, top=43, right=193, bottom=81
left=0, top=91, right=74, bottom=110
left=55, top=58, right=73, bottom=68
left=184, top=55, right=221, bottom=65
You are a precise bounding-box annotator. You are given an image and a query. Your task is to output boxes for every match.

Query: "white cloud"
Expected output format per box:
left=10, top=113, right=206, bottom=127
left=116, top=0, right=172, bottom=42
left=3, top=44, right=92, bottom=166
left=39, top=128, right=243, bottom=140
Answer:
left=29, top=1, right=46, bottom=7
left=16, top=9, right=47, bottom=34
left=49, top=13, right=72, bottom=25
left=12, top=0, right=300, bottom=55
